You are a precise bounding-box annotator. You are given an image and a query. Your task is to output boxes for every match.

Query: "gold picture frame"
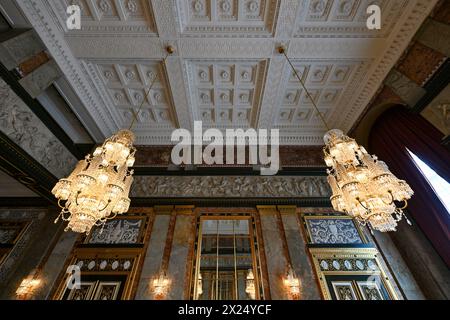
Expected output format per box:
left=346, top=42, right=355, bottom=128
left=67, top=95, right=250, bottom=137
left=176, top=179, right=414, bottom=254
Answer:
left=309, top=247, right=399, bottom=300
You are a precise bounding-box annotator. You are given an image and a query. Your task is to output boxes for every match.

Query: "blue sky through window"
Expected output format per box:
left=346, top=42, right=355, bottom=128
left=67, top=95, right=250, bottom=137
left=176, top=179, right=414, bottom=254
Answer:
left=407, top=148, right=450, bottom=213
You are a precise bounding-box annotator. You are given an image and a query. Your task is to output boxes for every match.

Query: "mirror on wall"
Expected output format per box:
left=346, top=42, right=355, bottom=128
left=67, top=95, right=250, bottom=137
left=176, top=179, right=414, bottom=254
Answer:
left=190, top=216, right=264, bottom=300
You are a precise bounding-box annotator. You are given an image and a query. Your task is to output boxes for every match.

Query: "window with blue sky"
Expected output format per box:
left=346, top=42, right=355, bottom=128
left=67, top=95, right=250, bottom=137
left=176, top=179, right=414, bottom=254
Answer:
left=407, top=148, right=450, bottom=213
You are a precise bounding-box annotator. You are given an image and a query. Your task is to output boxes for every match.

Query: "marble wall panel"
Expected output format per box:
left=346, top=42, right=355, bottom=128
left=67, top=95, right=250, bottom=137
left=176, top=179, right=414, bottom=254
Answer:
left=166, top=215, right=196, bottom=300
left=135, top=214, right=171, bottom=299
left=258, top=209, right=289, bottom=299
left=280, top=213, right=321, bottom=299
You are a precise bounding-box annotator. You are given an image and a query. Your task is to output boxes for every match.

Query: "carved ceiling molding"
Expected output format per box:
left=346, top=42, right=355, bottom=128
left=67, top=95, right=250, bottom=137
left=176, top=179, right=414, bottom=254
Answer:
left=15, top=0, right=439, bottom=145
left=333, top=0, right=438, bottom=132
left=17, top=0, right=120, bottom=137
left=175, top=0, right=280, bottom=37
left=130, top=175, right=331, bottom=198
left=67, top=38, right=383, bottom=59
left=292, top=0, right=409, bottom=39
left=47, top=0, right=158, bottom=35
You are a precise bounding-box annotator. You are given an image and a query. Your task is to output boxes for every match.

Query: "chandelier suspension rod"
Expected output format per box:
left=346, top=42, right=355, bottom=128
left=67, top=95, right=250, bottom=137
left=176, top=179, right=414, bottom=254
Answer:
left=278, top=47, right=331, bottom=131
left=128, top=47, right=174, bottom=130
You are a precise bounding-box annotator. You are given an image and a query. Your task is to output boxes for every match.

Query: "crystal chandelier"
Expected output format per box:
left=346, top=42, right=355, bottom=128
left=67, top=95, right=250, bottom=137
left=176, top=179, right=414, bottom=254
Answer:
left=324, top=129, right=413, bottom=232
left=278, top=47, right=414, bottom=232
left=52, top=46, right=174, bottom=234
left=52, top=129, right=136, bottom=234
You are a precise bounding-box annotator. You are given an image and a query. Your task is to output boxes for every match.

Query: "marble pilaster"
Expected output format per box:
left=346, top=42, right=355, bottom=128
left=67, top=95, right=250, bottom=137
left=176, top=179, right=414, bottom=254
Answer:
left=371, top=230, right=424, bottom=300
left=257, top=206, right=289, bottom=300
left=166, top=209, right=196, bottom=300
left=32, top=230, right=78, bottom=299
left=135, top=213, right=171, bottom=299
left=278, top=206, right=321, bottom=300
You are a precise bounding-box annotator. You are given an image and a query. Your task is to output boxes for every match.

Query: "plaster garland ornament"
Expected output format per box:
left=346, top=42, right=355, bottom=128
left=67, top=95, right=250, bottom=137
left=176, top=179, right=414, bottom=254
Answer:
left=52, top=46, right=174, bottom=234
left=279, top=46, right=414, bottom=232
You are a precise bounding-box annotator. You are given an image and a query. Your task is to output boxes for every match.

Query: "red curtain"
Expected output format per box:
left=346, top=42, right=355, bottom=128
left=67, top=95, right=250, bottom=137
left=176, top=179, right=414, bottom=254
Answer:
left=369, top=106, right=450, bottom=267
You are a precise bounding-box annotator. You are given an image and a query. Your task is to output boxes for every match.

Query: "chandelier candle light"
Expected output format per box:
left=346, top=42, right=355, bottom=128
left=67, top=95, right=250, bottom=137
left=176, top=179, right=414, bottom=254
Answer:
left=278, top=47, right=414, bottom=232
left=52, top=46, right=174, bottom=234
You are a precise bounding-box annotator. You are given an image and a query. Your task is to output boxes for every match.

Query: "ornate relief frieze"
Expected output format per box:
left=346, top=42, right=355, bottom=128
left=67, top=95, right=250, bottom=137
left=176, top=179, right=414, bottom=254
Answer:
left=130, top=175, right=331, bottom=198
left=305, top=218, right=363, bottom=244
left=0, top=78, right=77, bottom=178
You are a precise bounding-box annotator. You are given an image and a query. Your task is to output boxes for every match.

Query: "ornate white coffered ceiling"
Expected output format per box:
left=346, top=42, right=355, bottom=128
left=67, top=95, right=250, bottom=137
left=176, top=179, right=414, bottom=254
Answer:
left=15, top=0, right=437, bottom=145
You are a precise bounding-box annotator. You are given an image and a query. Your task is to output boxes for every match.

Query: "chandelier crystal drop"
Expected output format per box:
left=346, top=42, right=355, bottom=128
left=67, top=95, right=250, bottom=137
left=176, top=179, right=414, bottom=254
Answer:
left=52, top=129, right=136, bottom=234
left=324, top=129, right=414, bottom=232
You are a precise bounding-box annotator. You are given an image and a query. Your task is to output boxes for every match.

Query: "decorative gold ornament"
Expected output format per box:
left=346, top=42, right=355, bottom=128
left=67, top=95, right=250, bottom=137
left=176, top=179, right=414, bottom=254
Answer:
left=278, top=46, right=414, bottom=232
left=52, top=47, right=174, bottom=234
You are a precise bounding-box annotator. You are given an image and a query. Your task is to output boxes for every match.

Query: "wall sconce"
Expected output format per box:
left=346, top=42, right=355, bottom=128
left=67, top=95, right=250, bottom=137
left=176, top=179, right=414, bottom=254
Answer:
left=245, top=269, right=256, bottom=300
left=437, top=103, right=449, bottom=120
left=283, top=265, right=300, bottom=299
left=196, top=272, right=203, bottom=299
left=16, top=272, right=41, bottom=299
left=152, top=271, right=170, bottom=299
